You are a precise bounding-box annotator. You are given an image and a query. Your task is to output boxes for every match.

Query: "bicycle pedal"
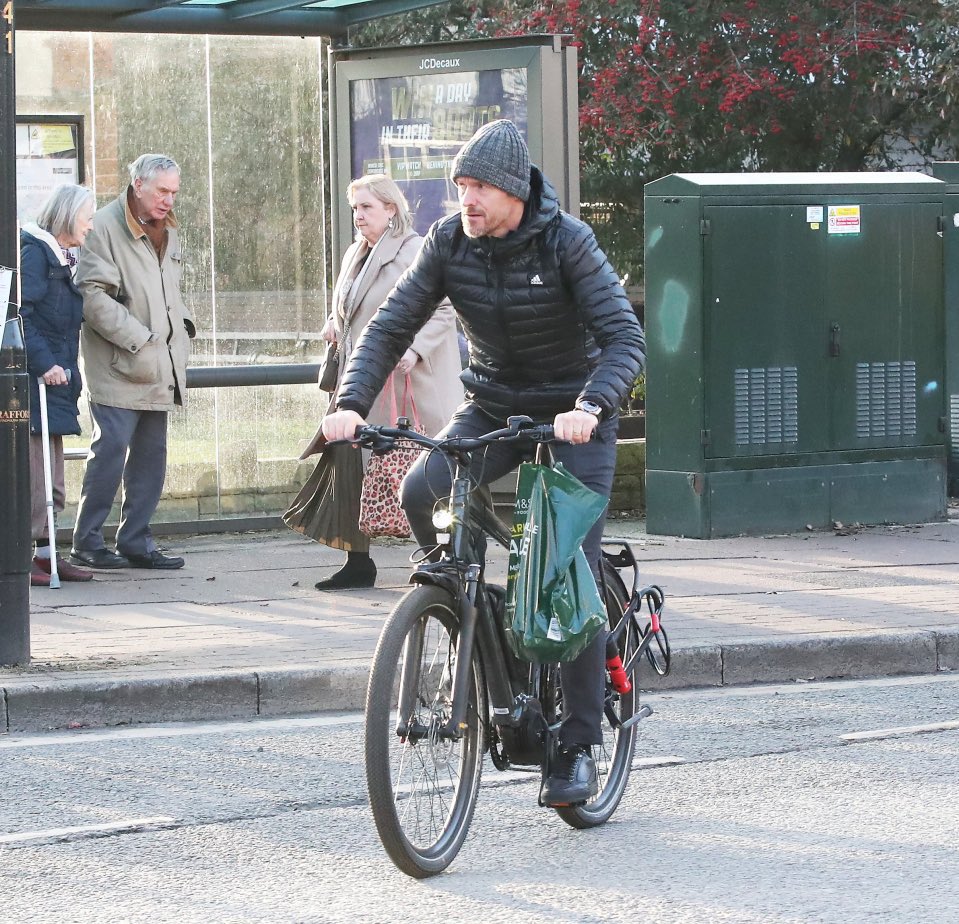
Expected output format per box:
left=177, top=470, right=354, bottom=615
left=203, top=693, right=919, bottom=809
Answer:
left=620, top=704, right=653, bottom=730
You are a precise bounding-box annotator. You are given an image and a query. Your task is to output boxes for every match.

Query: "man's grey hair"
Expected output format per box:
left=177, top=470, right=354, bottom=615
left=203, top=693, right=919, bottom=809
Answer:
left=128, top=153, right=180, bottom=185
left=35, top=184, right=95, bottom=239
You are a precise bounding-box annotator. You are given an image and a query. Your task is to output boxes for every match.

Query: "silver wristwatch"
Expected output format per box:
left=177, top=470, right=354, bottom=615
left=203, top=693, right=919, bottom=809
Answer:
left=575, top=400, right=603, bottom=418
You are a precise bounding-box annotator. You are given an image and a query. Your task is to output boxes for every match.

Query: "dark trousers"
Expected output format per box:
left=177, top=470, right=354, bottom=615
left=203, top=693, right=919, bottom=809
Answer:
left=400, top=403, right=619, bottom=746
left=72, top=402, right=168, bottom=557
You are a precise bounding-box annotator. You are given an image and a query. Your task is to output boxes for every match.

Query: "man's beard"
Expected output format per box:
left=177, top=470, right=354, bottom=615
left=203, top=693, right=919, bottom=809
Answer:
left=460, top=213, right=484, bottom=239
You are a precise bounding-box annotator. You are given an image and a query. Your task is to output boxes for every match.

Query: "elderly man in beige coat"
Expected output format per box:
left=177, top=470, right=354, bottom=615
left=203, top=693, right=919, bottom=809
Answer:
left=70, top=153, right=195, bottom=571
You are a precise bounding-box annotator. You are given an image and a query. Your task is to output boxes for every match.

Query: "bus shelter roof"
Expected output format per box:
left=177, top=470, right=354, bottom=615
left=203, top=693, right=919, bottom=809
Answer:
left=15, top=0, right=449, bottom=37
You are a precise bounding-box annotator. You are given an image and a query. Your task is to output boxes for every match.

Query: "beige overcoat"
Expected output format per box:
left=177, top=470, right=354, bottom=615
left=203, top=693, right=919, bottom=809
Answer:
left=302, top=229, right=464, bottom=457
left=335, top=229, right=463, bottom=433
left=75, top=191, right=195, bottom=411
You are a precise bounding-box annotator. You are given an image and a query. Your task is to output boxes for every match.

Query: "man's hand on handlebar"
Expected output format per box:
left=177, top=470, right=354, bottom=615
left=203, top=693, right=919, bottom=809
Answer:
left=553, top=409, right=599, bottom=445
left=322, top=409, right=367, bottom=442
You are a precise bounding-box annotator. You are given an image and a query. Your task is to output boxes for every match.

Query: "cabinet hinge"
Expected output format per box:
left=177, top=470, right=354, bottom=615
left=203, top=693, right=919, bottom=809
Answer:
left=938, top=214, right=946, bottom=234
left=700, top=218, right=711, bottom=236
left=701, top=429, right=711, bottom=446
left=939, top=416, right=947, bottom=434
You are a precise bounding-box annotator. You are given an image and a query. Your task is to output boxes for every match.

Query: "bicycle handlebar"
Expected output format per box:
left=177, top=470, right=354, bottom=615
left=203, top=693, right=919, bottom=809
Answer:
left=328, top=415, right=558, bottom=455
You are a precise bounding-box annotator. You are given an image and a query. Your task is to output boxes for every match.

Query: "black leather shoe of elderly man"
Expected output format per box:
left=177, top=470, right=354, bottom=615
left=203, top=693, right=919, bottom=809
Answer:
left=70, top=547, right=130, bottom=569
left=125, top=550, right=185, bottom=570
left=540, top=744, right=599, bottom=807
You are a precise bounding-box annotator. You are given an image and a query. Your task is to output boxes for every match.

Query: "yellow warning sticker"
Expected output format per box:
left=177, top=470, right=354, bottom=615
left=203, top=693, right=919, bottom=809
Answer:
left=827, top=204, right=861, bottom=235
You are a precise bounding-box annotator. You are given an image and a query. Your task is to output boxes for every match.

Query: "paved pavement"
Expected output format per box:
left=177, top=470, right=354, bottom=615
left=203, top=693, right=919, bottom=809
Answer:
left=3, top=511, right=959, bottom=733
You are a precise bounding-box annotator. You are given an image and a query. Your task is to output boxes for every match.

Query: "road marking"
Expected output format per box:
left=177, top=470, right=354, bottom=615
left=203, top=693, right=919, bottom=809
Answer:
left=841, top=719, right=959, bottom=743
left=646, top=672, right=959, bottom=705
left=0, top=713, right=363, bottom=750
left=634, top=755, right=685, bottom=768
left=0, top=816, right=176, bottom=846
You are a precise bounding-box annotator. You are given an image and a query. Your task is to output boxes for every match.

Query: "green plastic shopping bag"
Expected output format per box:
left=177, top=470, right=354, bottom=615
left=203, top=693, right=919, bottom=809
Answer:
left=504, top=460, right=609, bottom=663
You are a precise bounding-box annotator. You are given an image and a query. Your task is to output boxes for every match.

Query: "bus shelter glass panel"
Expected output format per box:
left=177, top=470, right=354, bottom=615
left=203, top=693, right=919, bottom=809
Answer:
left=16, top=31, right=329, bottom=528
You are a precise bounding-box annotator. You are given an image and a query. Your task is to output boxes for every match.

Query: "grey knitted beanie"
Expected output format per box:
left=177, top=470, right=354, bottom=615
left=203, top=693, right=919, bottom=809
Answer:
left=450, top=119, right=531, bottom=202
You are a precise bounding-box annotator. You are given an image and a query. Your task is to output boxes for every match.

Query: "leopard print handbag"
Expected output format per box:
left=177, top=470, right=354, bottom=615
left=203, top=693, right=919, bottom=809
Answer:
left=358, top=374, right=425, bottom=539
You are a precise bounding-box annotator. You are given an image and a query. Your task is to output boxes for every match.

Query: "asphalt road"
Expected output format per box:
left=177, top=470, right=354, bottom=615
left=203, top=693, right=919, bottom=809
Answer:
left=2, top=675, right=958, bottom=923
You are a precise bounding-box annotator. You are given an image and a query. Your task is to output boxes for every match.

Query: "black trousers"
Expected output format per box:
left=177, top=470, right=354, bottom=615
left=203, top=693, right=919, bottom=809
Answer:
left=400, top=402, right=619, bottom=746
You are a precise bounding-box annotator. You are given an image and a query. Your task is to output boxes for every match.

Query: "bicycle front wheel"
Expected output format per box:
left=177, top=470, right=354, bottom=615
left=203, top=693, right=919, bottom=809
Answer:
left=554, top=558, right=639, bottom=829
left=365, top=585, right=486, bottom=878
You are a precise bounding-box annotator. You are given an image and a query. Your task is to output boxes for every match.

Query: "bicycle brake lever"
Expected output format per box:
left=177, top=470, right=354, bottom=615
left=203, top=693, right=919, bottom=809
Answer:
left=325, top=427, right=393, bottom=452
left=506, top=415, right=535, bottom=431
left=364, top=430, right=397, bottom=454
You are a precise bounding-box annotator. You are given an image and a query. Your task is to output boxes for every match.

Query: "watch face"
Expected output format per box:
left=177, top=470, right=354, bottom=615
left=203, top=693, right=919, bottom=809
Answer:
left=578, top=401, right=602, bottom=416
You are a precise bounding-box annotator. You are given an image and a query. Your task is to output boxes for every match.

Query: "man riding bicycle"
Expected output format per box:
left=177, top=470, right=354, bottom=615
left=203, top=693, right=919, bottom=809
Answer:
left=323, top=119, right=645, bottom=806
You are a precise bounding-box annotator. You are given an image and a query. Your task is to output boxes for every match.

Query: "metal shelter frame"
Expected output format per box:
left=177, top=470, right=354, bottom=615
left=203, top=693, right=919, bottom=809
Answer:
left=13, top=0, right=447, bottom=35
left=0, top=0, right=450, bottom=663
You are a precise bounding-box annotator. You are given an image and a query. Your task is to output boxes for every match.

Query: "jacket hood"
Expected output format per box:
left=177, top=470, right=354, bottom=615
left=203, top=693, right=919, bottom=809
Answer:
left=481, top=166, right=560, bottom=259
left=524, top=167, right=561, bottom=234
left=21, top=224, right=69, bottom=267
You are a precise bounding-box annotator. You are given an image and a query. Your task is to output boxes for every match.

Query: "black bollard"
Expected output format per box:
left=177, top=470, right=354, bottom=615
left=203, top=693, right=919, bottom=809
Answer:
left=0, top=314, right=31, bottom=665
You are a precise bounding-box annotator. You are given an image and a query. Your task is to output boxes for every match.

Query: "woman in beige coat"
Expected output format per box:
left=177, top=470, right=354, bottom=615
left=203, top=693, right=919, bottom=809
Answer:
left=297, top=174, right=464, bottom=590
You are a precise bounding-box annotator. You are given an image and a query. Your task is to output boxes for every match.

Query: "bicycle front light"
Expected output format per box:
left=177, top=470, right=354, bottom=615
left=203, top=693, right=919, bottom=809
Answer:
left=431, top=505, right=454, bottom=532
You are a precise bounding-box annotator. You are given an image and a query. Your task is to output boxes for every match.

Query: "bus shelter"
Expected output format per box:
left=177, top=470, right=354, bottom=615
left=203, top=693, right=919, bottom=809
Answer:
left=1, top=0, right=451, bottom=663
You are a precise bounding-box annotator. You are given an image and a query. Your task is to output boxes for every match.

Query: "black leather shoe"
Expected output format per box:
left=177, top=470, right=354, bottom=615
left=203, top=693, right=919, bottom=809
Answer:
left=541, top=745, right=598, bottom=807
left=314, top=560, right=376, bottom=590
left=125, top=550, right=185, bottom=570
left=70, top=548, right=130, bottom=570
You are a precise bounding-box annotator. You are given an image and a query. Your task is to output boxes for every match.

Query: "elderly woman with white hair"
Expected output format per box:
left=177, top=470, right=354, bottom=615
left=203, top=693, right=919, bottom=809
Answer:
left=20, top=183, right=97, bottom=586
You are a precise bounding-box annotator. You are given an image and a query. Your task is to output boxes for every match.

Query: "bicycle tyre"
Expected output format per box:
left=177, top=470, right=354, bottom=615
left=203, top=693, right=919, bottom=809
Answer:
left=554, top=558, right=639, bottom=829
left=365, top=585, right=486, bottom=878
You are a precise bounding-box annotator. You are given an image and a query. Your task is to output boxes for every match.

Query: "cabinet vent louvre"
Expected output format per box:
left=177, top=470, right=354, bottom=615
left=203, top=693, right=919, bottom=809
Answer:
left=734, top=367, right=799, bottom=446
left=855, top=361, right=917, bottom=438
left=951, top=395, right=959, bottom=464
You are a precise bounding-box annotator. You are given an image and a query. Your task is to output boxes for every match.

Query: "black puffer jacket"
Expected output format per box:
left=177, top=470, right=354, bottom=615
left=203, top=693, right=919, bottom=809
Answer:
left=336, top=169, right=645, bottom=423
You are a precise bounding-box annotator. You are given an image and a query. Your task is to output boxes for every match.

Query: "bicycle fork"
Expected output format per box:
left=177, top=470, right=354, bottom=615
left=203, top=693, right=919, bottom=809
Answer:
left=392, top=567, right=481, bottom=742
left=440, top=563, right=482, bottom=739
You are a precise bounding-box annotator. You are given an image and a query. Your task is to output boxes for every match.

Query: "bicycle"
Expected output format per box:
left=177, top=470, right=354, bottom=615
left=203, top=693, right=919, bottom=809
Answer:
left=349, top=415, right=670, bottom=878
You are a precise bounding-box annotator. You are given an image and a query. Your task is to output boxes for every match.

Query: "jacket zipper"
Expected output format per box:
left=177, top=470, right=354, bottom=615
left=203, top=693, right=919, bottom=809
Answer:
left=491, top=255, right=515, bottom=371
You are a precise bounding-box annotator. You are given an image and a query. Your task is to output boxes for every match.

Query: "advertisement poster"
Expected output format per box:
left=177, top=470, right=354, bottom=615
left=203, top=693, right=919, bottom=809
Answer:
left=350, top=67, right=528, bottom=234
left=15, top=120, right=82, bottom=223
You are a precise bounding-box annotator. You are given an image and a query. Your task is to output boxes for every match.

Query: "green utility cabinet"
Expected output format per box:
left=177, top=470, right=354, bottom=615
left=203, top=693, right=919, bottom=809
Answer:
left=644, top=173, right=948, bottom=538
left=931, top=162, right=959, bottom=497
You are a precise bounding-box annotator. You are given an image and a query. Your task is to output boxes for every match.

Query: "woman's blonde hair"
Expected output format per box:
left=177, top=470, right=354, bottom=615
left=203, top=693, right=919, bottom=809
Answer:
left=347, top=174, right=413, bottom=239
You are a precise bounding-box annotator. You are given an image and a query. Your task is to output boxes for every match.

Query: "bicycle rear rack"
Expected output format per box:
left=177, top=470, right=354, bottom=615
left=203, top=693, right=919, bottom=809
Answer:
left=603, top=542, right=671, bottom=678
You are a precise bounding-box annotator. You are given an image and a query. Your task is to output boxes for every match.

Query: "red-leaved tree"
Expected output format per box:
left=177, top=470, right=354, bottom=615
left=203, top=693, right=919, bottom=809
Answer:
left=351, top=0, right=959, bottom=278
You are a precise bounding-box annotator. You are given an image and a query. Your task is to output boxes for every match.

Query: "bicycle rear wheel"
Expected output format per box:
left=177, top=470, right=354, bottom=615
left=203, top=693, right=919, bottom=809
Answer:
left=365, top=585, right=486, bottom=878
left=554, top=558, right=639, bottom=829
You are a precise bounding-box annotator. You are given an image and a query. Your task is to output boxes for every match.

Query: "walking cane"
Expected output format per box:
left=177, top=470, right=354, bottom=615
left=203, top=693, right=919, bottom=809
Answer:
left=37, top=376, right=61, bottom=589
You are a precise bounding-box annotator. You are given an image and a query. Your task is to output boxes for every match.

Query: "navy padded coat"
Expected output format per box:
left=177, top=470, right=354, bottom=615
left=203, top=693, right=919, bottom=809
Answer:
left=336, top=169, right=645, bottom=424
left=19, top=230, right=84, bottom=436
